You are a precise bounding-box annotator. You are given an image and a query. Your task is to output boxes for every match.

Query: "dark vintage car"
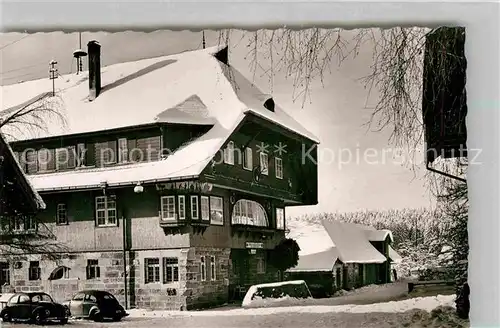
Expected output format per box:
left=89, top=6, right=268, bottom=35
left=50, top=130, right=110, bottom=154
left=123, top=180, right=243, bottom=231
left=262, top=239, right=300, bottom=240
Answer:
left=62, top=290, right=128, bottom=322
left=0, top=292, right=68, bottom=325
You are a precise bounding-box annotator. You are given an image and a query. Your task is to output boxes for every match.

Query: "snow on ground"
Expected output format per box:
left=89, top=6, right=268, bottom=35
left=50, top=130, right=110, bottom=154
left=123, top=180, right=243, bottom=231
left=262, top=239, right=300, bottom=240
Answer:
left=127, top=294, right=455, bottom=318
left=335, top=283, right=396, bottom=297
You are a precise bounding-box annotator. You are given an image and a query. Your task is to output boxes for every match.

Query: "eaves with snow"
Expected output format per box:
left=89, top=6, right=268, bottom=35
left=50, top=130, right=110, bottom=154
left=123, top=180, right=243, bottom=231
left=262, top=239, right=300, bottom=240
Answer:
left=0, top=45, right=319, bottom=192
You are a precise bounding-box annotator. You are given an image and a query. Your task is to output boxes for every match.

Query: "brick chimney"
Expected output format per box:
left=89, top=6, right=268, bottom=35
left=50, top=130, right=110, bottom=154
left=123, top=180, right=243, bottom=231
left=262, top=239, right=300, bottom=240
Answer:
left=87, top=40, right=101, bottom=101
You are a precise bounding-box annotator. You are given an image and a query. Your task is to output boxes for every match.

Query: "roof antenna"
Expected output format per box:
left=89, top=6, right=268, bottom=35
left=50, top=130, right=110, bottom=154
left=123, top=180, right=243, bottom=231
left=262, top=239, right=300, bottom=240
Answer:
left=202, top=30, right=206, bottom=49
left=73, top=32, right=87, bottom=75
left=48, top=60, right=58, bottom=96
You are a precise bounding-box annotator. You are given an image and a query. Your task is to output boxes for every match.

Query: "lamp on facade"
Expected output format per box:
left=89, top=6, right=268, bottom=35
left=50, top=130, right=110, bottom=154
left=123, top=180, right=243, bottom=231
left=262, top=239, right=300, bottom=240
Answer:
left=134, top=182, right=144, bottom=194
left=99, top=181, right=108, bottom=195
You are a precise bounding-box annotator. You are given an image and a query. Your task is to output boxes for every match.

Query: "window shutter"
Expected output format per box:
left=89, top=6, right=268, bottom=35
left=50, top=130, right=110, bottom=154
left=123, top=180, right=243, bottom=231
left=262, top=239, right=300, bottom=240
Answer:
left=26, top=149, right=38, bottom=173
left=162, top=258, right=166, bottom=284
left=207, top=256, right=211, bottom=281
left=127, top=139, right=138, bottom=162
left=86, top=143, right=95, bottom=167
left=96, top=266, right=100, bottom=278
left=144, top=260, right=148, bottom=284
left=108, top=140, right=117, bottom=163
left=47, top=149, right=56, bottom=171
left=85, top=266, right=90, bottom=279
left=67, top=146, right=76, bottom=168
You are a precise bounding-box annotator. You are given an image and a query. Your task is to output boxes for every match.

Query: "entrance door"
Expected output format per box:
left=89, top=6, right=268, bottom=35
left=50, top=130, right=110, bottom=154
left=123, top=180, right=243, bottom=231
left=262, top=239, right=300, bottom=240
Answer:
left=335, top=267, right=341, bottom=289
left=358, top=264, right=365, bottom=286
left=342, top=266, right=349, bottom=289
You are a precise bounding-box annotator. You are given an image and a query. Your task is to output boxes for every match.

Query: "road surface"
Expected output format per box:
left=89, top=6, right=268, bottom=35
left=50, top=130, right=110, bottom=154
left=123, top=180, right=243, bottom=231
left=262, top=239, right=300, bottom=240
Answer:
left=0, top=312, right=417, bottom=328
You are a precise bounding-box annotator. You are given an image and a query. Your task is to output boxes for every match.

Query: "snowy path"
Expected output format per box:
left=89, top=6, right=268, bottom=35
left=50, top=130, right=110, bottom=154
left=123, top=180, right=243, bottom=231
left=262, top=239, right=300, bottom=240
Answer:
left=1, top=294, right=461, bottom=328
left=128, top=294, right=455, bottom=317
left=0, top=311, right=462, bottom=328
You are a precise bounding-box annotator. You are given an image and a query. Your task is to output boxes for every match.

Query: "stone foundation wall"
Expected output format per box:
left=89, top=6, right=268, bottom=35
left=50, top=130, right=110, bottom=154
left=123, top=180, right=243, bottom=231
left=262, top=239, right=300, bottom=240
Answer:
left=130, top=249, right=188, bottom=310
left=1, top=252, right=128, bottom=304
left=1, top=246, right=277, bottom=310
left=185, top=246, right=230, bottom=310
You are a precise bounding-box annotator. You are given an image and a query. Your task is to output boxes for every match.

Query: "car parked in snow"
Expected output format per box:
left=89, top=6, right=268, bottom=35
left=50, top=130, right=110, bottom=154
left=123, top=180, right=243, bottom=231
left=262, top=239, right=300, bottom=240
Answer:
left=0, top=292, right=68, bottom=325
left=62, top=290, right=128, bottom=322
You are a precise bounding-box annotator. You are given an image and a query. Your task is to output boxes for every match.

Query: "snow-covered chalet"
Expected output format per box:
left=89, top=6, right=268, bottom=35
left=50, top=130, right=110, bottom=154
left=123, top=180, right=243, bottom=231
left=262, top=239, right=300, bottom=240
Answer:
left=287, top=220, right=401, bottom=295
left=0, top=41, right=319, bottom=310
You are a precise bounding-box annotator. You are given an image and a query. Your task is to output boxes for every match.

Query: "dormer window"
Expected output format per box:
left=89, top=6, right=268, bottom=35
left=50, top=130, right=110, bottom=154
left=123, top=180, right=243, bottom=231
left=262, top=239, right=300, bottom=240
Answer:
left=243, top=147, right=253, bottom=170
left=259, top=152, right=269, bottom=175
left=224, top=141, right=235, bottom=165
left=118, top=138, right=128, bottom=163
left=275, top=157, right=283, bottom=179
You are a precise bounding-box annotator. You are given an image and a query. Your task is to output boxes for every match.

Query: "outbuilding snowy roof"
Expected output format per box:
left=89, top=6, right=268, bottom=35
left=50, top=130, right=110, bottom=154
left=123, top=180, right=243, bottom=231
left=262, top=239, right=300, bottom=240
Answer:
left=321, top=220, right=388, bottom=264
left=388, top=245, right=402, bottom=263
left=287, top=247, right=340, bottom=272
left=0, top=45, right=319, bottom=191
left=0, top=132, right=46, bottom=209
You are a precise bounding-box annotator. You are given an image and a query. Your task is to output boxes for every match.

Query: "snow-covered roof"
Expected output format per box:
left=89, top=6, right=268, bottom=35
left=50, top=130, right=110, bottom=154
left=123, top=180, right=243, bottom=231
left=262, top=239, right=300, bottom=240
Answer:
left=389, top=245, right=402, bottom=263
left=287, top=247, right=340, bottom=272
left=0, top=132, right=46, bottom=209
left=1, top=45, right=318, bottom=143
left=366, top=229, right=394, bottom=243
left=322, top=220, right=388, bottom=264
left=1, top=45, right=319, bottom=191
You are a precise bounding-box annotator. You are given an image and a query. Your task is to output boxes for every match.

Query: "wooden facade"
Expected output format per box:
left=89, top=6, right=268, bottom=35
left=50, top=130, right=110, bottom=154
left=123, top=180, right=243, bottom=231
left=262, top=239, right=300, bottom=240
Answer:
left=1, top=114, right=318, bottom=309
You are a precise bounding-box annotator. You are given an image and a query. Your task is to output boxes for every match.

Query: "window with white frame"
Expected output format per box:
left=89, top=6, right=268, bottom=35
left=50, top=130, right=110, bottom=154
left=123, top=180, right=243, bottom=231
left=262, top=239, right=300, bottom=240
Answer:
left=57, top=203, right=68, bottom=225
left=162, top=257, right=179, bottom=283
left=276, top=208, right=285, bottom=230
left=118, top=138, right=128, bottom=163
left=29, top=261, right=41, bottom=280
left=223, top=141, right=235, bottom=165
left=201, top=196, right=210, bottom=221
left=209, top=196, right=224, bottom=225
left=231, top=199, right=269, bottom=227
left=23, top=216, right=36, bottom=231
left=160, top=196, right=176, bottom=220
left=86, top=259, right=100, bottom=279
left=95, top=196, right=117, bottom=226
left=0, top=262, right=10, bottom=286
left=200, top=256, right=206, bottom=281
left=190, top=196, right=199, bottom=220
left=37, top=149, right=50, bottom=172
left=275, top=157, right=283, bottom=179
left=210, top=256, right=216, bottom=281
left=178, top=195, right=185, bottom=220
left=259, top=151, right=269, bottom=175
left=145, top=258, right=160, bottom=284
left=243, top=147, right=253, bottom=170
left=56, top=146, right=76, bottom=171
left=77, top=143, right=86, bottom=167
left=11, top=217, right=22, bottom=231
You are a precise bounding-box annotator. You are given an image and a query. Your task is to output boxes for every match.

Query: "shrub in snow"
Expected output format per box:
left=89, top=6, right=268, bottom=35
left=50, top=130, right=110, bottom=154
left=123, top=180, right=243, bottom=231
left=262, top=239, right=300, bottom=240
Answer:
left=241, top=280, right=312, bottom=308
left=268, top=238, right=301, bottom=275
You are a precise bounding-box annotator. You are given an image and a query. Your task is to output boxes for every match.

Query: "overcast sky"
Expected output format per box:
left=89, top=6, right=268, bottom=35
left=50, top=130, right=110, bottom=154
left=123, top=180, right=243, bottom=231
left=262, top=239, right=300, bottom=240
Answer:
left=0, top=29, right=434, bottom=217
